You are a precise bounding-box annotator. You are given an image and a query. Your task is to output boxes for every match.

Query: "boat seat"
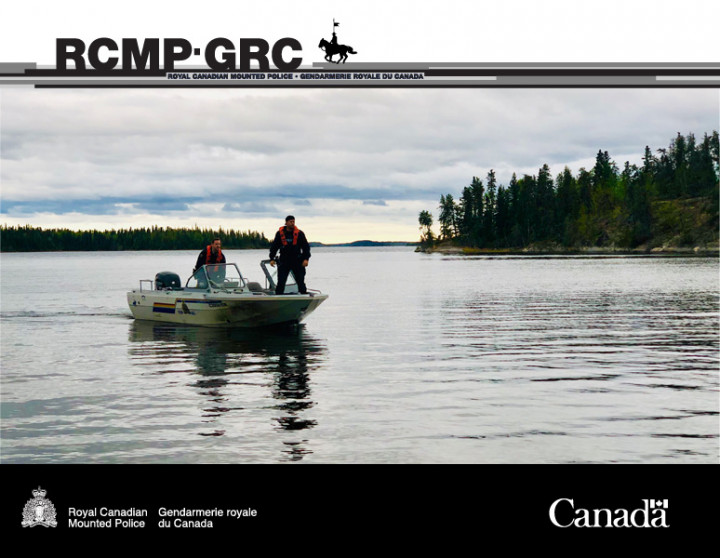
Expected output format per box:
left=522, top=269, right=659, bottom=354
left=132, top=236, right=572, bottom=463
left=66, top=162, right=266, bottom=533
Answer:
left=247, top=281, right=264, bottom=292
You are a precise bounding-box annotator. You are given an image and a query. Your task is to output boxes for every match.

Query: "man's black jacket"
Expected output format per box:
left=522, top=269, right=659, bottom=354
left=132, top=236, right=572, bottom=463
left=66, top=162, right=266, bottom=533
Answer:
left=269, top=227, right=311, bottom=264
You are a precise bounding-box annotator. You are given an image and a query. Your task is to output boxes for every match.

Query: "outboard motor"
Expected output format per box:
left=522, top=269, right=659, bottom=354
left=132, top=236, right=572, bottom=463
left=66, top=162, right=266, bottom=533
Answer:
left=155, top=271, right=182, bottom=290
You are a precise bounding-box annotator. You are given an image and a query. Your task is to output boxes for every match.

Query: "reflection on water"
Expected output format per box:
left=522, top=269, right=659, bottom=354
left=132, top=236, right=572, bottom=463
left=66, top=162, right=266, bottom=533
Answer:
left=1, top=250, right=717, bottom=463
left=128, top=321, right=327, bottom=460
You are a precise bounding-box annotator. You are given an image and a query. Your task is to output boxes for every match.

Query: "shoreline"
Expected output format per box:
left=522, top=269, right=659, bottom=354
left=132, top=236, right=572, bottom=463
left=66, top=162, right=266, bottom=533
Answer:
left=417, top=244, right=720, bottom=257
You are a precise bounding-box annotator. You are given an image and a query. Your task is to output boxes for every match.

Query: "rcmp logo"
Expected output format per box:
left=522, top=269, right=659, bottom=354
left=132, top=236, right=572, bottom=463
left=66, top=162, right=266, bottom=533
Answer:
left=318, top=19, right=358, bottom=64
left=21, top=487, right=58, bottom=528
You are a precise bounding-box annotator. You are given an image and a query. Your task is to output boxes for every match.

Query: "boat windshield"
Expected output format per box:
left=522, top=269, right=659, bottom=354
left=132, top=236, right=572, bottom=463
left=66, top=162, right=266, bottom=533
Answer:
left=260, top=260, right=298, bottom=293
left=186, top=264, right=246, bottom=290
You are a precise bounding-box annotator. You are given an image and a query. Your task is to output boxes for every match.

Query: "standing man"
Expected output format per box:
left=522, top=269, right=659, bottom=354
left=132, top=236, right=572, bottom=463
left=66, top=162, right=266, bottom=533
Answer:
left=269, top=215, right=311, bottom=294
left=194, top=237, right=226, bottom=272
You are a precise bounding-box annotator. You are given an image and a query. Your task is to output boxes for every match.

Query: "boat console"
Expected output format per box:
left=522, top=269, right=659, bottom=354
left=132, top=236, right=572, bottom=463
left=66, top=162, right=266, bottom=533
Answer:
left=185, top=263, right=247, bottom=291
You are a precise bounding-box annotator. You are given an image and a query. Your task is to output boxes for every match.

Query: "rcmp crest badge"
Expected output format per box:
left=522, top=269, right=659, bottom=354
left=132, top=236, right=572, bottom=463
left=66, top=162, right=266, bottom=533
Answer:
left=21, top=487, right=58, bottom=528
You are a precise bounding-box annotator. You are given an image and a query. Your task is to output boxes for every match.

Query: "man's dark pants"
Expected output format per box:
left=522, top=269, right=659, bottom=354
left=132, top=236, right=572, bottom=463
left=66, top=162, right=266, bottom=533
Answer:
left=276, top=261, right=307, bottom=294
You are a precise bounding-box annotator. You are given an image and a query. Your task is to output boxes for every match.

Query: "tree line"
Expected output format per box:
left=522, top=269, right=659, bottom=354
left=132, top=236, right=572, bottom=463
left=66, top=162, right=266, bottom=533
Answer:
left=0, top=225, right=270, bottom=252
left=419, top=131, right=719, bottom=249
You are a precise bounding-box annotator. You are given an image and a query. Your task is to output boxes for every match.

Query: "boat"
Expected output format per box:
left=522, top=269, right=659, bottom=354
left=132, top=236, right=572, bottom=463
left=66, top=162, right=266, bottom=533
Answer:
left=127, top=260, right=328, bottom=327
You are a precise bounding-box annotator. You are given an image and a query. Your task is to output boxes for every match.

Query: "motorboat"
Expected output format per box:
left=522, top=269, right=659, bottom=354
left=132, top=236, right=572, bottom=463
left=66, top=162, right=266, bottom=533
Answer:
left=127, top=260, right=328, bottom=327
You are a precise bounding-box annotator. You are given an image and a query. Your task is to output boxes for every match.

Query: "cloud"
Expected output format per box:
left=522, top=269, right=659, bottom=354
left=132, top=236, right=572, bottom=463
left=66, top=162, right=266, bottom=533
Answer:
left=1, top=87, right=718, bottom=240
left=221, top=201, right=280, bottom=213
left=1, top=196, right=202, bottom=215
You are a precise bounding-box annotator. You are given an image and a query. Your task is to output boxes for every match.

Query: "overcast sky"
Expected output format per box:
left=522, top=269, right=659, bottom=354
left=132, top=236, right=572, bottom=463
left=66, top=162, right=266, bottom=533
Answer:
left=1, top=1, right=719, bottom=243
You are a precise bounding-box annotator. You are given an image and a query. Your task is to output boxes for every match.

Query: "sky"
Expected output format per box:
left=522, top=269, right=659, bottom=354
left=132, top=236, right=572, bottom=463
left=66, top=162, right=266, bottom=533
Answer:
left=1, top=0, right=719, bottom=244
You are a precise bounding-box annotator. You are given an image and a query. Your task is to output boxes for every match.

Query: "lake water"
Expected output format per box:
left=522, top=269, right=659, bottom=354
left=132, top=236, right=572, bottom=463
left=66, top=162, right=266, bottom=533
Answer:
left=1, top=248, right=718, bottom=463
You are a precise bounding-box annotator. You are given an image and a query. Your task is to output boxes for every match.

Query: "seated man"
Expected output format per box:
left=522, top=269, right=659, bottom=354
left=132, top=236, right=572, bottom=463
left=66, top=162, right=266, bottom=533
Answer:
left=194, top=237, right=226, bottom=272
left=194, top=237, right=226, bottom=286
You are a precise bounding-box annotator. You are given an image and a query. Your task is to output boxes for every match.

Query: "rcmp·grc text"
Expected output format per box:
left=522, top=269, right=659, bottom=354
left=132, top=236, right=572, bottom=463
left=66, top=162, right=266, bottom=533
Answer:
left=56, top=37, right=303, bottom=71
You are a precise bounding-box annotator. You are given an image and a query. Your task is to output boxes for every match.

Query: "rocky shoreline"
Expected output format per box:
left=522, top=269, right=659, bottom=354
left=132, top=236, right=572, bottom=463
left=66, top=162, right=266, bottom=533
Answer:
left=416, top=243, right=720, bottom=256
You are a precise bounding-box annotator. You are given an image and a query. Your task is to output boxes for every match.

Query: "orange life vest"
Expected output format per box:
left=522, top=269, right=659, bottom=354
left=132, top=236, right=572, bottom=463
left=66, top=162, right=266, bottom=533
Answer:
left=279, top=226, right=300, bottom=246
left=206, top=245, right=223, bottom=270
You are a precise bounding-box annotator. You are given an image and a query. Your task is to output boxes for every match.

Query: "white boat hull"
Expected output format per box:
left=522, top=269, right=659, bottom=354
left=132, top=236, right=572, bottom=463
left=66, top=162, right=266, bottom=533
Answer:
left=127, top=290, right=328, bottom=327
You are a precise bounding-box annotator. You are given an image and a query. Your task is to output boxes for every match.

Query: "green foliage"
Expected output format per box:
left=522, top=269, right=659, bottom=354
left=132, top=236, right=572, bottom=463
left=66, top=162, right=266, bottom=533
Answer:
left=421, top=131, right=719, bottom=250
left=438, top=193, right=458, bottom=240
left=0, top=225, right=270, bottom=252
left=418, top=210, right=434, bottom=244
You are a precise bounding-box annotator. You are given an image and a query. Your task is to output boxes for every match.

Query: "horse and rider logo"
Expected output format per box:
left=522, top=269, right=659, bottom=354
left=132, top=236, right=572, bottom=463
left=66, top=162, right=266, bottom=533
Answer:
left=318, top=19, right=357, bottom=64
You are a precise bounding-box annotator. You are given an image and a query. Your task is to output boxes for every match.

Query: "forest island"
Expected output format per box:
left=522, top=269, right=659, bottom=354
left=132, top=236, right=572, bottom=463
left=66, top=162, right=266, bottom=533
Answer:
left=418, top=131, right=719, bottom=255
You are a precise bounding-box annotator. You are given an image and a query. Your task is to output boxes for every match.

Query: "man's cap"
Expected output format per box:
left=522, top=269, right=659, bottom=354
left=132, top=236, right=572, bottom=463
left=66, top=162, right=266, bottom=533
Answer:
left=285, top=215, right=295, bottom=222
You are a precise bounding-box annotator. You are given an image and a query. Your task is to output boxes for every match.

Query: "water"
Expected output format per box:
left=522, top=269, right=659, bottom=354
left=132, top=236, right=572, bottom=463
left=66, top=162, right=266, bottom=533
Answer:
left=1, top=248, right=718, bottom=463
